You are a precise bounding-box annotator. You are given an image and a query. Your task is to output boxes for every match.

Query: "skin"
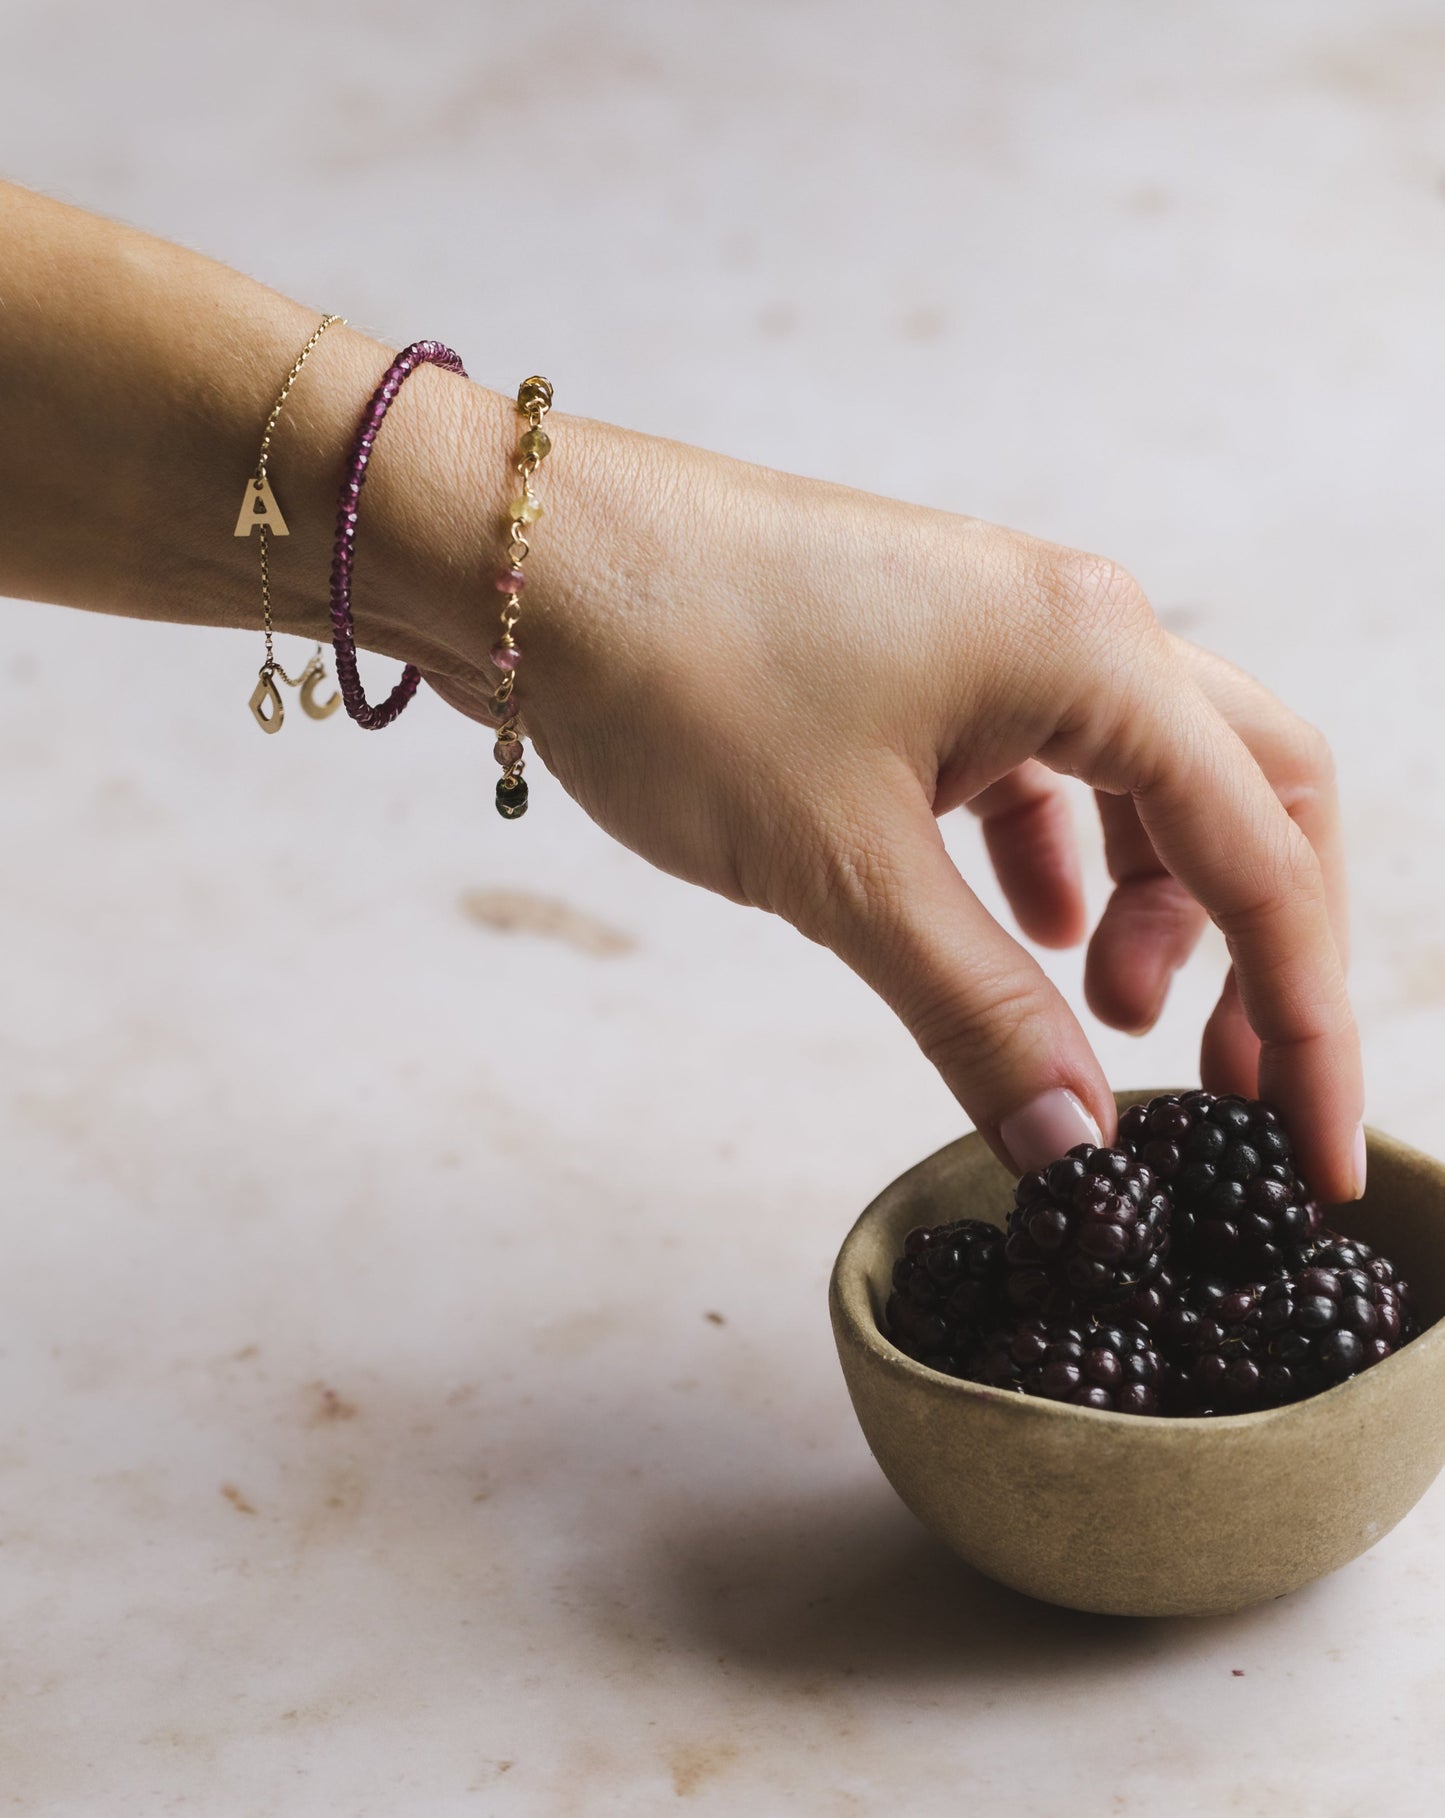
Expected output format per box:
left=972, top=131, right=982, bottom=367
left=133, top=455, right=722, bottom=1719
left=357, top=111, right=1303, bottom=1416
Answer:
left=0, top=177, right=1364, bottom=1200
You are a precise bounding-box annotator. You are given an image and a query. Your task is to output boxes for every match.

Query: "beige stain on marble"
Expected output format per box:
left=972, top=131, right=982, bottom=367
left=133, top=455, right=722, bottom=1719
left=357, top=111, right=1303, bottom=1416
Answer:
left=667, top=1737, right=740, bottom=1797
left=306, top=1382, right=359, bottom=1424
left=458, top=888, right=637, bottom=957
left=1390, top=943, right=1445, bottom=1012
left=1304, top=18, right=1445, bottom=104
left=534, top=1306, right=628, bottom=1361
left=757, top=301, right=799, bottom=338
left=898, top=305, right=949, bottom=342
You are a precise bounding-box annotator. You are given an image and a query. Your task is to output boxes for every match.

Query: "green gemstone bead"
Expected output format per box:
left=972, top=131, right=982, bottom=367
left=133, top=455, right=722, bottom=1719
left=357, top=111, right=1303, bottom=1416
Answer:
left=496, top=776, right=529, bottom=819
left=519, top=428, right=551, bottom=460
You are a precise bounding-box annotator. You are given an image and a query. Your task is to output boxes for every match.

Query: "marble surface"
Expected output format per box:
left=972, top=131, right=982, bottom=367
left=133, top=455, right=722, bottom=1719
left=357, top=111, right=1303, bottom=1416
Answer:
left=3, top=2, right=1445, bottom=1811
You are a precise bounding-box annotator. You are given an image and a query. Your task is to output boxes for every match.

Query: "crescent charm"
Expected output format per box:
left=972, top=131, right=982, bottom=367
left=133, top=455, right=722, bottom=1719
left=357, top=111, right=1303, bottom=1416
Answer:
left=298, top=657, right=342, bottom=721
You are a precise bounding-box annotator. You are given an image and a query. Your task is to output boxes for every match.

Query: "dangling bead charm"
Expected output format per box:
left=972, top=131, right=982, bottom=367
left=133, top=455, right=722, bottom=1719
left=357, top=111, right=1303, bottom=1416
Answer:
left=496, top=774, right=529, bottom=819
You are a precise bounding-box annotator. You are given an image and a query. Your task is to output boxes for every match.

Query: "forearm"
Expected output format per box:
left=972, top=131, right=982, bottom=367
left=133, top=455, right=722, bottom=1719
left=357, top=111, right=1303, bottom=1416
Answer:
left=0, top=177, right=518, bottom=674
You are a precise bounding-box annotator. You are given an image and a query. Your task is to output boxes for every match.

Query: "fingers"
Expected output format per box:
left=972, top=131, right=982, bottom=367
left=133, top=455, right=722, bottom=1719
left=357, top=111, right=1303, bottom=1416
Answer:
left=1121, top=690, right=1363, bottom=1202
left=965, top=761, right=1088, bottom=949
left=1169, top=637, right=1350, bottom=963
left=809, top=782, right=1115, bottom=1176
left=1084, top=788, right=1209, bottom=1031
left=1200, top=965, right=1262, bottom=1099
left=1084, top=641, right=1347, bottom=1042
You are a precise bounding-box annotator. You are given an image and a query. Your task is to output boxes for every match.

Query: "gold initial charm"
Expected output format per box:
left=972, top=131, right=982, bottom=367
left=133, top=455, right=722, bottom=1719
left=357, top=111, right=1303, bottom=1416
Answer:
left=298, top=657, right=341, bottom=721
left=234, top=473, right=290, bottom=538
left=249, top=671, right=284, bottom=733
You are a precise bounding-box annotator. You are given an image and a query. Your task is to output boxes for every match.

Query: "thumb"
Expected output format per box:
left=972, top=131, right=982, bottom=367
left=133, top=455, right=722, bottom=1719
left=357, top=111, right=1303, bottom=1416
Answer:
left=813, top=795, right=1116, bottom=1175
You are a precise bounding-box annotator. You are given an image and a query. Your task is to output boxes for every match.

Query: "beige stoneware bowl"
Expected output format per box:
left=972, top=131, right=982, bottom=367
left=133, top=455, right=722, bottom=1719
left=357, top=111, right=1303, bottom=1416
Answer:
left=830, top=1091, right=1445, bottom=1617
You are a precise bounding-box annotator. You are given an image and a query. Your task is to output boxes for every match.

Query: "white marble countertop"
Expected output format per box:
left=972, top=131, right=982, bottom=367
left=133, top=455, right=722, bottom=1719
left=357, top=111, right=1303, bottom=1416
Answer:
left=3, top=3, right=1445, bottom=1811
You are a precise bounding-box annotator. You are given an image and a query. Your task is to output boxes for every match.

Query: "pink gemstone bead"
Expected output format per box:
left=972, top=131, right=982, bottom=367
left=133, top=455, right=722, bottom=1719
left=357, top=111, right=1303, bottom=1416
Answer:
left=495, top=566, right=527, bottom=594
left=493, top=738, right=523, bottom=765
left=490, top=690, right=519, bottom=721
left=490, top=641, right=521, bottom=672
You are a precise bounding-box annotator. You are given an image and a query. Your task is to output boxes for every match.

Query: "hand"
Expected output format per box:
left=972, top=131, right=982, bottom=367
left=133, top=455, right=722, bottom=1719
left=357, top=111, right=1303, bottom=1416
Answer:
left=0, top=181, right=1355, bottom=1200
left=422, top=409, right=1362, bottom=1202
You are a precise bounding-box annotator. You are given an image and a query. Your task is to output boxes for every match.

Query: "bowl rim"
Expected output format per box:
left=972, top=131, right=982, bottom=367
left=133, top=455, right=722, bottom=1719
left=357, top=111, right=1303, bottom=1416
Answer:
left=831, top=1105, right=1445, bottom=1432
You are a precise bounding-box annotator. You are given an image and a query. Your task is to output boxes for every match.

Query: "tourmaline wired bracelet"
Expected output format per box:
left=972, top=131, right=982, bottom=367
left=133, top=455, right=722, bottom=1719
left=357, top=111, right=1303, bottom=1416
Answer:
left=488, top=375, right=555, bottom=820
left=329, top=346, right=554, bottom=818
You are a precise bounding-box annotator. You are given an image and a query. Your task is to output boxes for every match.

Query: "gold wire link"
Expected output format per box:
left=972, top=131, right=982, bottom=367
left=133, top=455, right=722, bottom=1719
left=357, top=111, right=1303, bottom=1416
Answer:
left=257, top=314, right=345, bottom=477
left=255, top=519, right=321, bottom=680
left=247, top=313, right=346, bottom=718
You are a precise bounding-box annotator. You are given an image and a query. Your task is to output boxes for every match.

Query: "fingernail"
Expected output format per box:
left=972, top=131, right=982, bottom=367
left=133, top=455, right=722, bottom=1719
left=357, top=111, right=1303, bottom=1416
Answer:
left=999, top=1088, right=1104, bottom=1174
left=1353, top=1123, right=1368, bottom=1199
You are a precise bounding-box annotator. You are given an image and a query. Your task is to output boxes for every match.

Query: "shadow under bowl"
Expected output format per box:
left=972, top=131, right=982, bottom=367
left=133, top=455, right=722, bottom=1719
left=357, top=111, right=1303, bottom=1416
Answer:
left=829, top=1092, right=1445, bottom=1617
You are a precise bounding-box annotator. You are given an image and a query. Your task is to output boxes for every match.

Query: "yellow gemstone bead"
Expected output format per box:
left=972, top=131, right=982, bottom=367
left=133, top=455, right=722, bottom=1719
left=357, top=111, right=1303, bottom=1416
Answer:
left=509, top=494, right=544, bottom=523
left=520, top=428, right=552, bottom=460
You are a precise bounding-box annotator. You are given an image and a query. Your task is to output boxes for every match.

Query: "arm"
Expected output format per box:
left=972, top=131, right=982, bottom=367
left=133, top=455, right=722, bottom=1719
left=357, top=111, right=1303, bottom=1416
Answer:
left=0, top=175, right=506, bottom=673
left=0, top=177, right=1364, bottom=1200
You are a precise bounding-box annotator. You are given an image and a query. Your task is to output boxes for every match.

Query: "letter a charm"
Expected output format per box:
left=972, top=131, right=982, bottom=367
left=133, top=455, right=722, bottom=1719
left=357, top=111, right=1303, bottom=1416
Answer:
left=234, top=473, right=290, bottom=538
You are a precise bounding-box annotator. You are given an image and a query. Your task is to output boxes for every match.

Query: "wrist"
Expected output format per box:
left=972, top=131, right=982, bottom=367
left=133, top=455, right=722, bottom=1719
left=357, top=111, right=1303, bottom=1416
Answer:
left=384, top=373, right=645, bottom=761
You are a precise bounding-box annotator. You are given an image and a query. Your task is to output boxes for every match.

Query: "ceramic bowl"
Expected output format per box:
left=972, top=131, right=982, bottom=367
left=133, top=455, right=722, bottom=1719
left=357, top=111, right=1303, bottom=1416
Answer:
left=829, top=1091, right=1445, bottom=1617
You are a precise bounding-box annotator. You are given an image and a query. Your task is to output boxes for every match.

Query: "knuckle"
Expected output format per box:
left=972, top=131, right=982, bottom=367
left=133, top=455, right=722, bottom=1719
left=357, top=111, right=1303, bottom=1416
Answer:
left=784, top=821, right=909, bottom=947
left=1216, top=829, right=1324, bottom=942
left=1279, top=714, right=1337, bottom=806
left=1108, top=874, right=1202, bottom=938
left=908, top=972, right=1050, bottom=1084
left=1043, top=546, right=1158, bottom=641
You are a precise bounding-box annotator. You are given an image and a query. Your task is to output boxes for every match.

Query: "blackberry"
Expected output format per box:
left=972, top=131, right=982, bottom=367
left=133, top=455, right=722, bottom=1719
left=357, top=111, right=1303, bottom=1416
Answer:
left=1156, top=1270, right=1246, bottom=1356
left=1291, top=1231, right=1420, bottom=1340
left=1116, top=1266, right=1175, bottom=1331
left=1005, top=1145, right=1171, bottom=1315
left=1155, top=1274, right=1273, bottom=1415
left=1117, top=1090, right=1321, bottom=1278
left=885, top=1217, right=1005, bottom=1375
left=1179, top=1263, right=1405, bottom=1414
left=970, top=1315, right=1163, bottom=1415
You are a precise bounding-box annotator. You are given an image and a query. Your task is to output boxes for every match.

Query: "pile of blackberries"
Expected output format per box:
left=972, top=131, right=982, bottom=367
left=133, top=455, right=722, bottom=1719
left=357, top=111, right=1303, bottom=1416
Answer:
left=884, top=1090, right=1421, bottom=1417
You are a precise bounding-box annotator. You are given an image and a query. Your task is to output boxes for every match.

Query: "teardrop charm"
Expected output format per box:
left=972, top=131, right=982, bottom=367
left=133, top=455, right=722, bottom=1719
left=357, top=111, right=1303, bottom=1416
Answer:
left=249, top=671, right=284, bottom=733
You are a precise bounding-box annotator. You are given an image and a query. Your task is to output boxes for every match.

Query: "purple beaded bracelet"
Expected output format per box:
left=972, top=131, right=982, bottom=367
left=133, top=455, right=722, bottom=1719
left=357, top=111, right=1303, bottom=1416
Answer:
left=329, top=339, right=468, bottom=729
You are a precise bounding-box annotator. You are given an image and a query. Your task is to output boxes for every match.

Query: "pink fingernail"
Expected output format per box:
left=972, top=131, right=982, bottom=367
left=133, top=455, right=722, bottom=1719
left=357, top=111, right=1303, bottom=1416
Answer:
left=999, top=1088, right=1104, bottom=1173
left=1353, top=1123, right=1368, bottom=1199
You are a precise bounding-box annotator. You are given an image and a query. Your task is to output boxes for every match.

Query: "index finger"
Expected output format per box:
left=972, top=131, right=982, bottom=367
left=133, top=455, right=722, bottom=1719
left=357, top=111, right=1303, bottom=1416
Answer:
left=1114, top=688, right=1363, bottom=1203
left=1169, top=636, right=1349, bottom=964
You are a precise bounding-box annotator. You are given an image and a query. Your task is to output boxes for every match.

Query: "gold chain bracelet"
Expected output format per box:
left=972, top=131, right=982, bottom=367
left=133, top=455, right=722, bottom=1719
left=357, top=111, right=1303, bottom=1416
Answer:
left=236, top=313, right=346, bottom=732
